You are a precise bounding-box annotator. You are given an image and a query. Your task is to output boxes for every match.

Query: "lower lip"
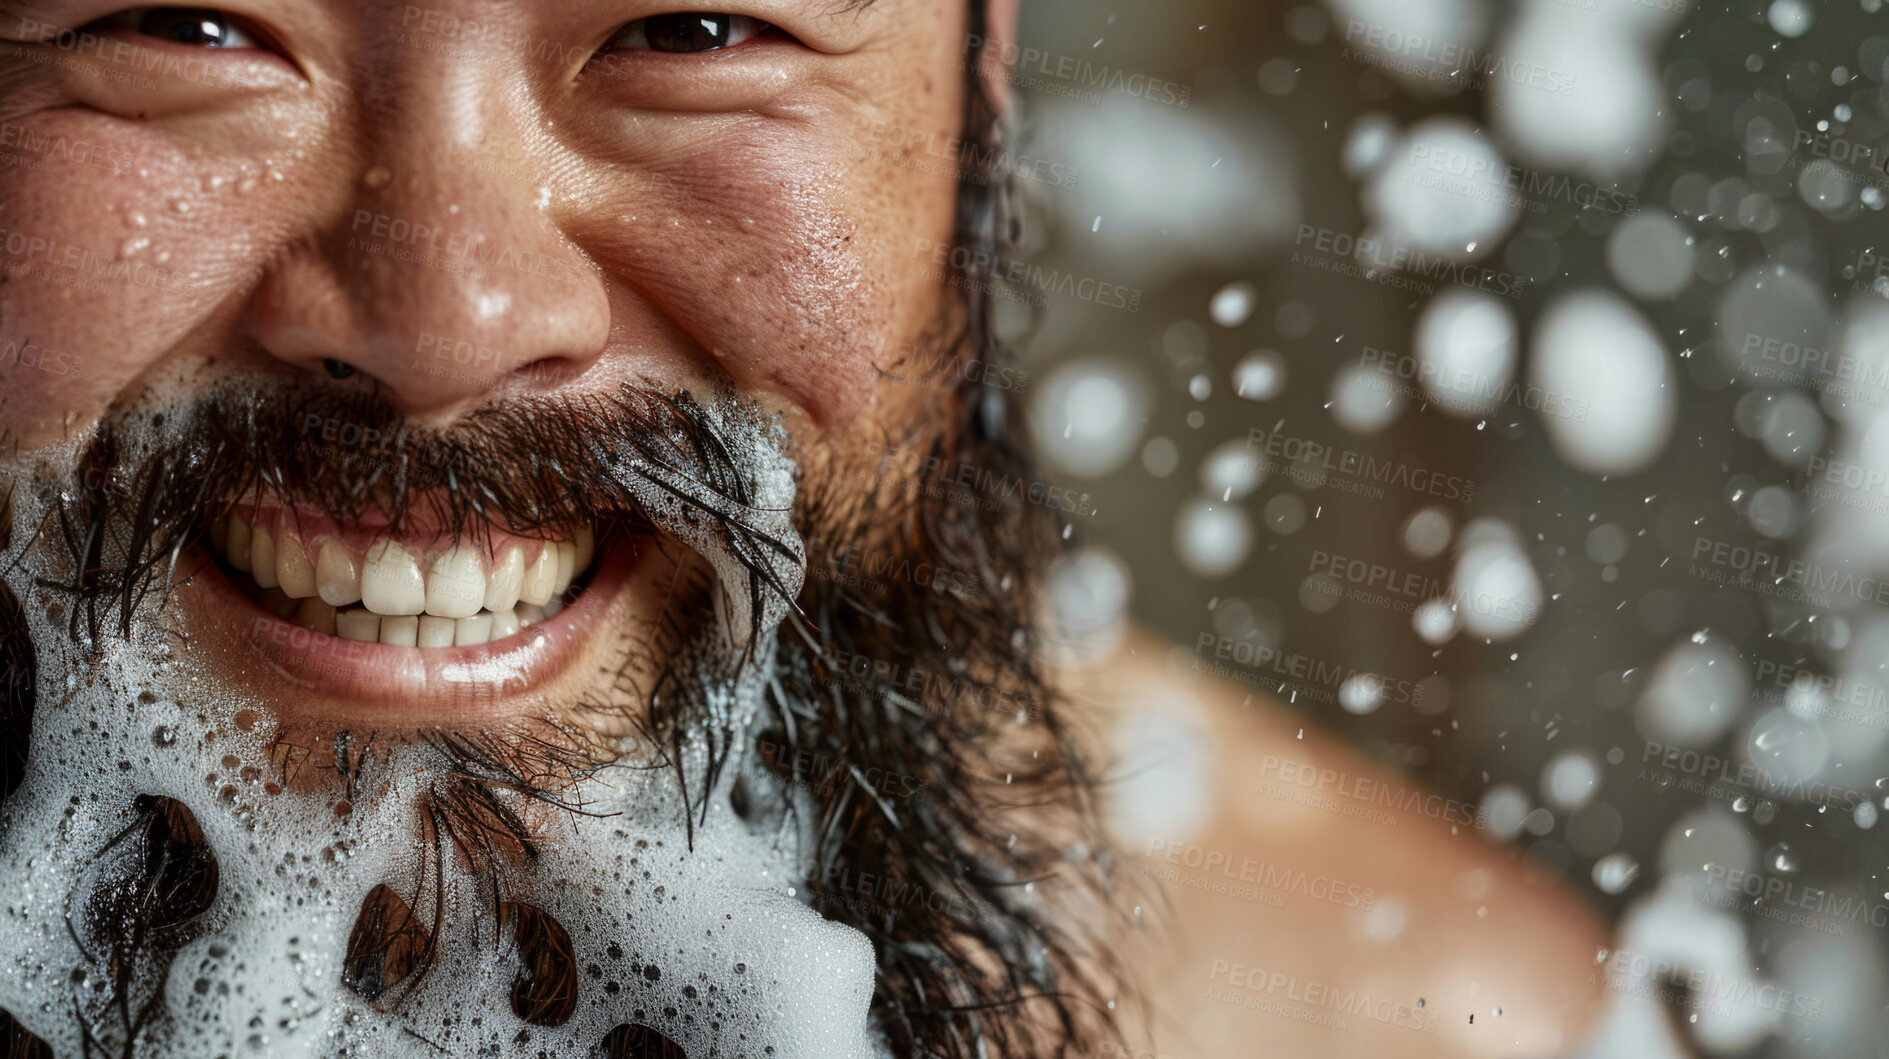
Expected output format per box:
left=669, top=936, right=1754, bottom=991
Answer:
left=182, top=541, right=632, bottom=729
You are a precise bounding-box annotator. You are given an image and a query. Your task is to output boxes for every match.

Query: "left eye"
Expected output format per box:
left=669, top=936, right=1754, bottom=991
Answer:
left=605, top=13, right=772, bottom=54
left=124, top=7, right=262, bottom=48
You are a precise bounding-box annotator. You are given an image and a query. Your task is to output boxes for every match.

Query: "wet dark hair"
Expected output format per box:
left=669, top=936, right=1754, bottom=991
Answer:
left=0, top=3, right=1131, bottom=1055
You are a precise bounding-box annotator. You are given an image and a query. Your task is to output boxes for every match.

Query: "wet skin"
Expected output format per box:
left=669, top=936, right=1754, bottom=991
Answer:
left=0, top=0, right=988, bottom=728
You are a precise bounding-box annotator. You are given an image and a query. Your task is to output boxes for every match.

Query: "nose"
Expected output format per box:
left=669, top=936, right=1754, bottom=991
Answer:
left=248, top=82, right=610, bottom=422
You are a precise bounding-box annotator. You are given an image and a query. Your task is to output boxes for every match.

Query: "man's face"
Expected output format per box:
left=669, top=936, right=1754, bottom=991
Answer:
left=0, top=3, right=1014, bottom=1057
left=0, top=0, right=965, bottom=724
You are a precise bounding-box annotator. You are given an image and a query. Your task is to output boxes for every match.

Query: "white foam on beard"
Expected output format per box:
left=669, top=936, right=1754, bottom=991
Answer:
left=0, top=393, right=882, bottom=1058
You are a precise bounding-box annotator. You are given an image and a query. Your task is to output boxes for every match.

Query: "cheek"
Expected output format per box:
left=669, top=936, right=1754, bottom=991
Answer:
left=0, top=114, right=286, bottom=446
left=575, top=126, right=959, bottom=431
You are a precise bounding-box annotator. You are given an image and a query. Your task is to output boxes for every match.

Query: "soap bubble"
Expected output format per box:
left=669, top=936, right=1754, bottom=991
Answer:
left=1451, top=520, right=1543, bottom=640
left=1637, top=637, right=1749, bottom=747
left=1478, top=784, right=1531, bottom=841
left=1402, top=506, right=1454, bottom=559
left=1413, top=598, right=1461, bottom=644
left=1755, top=389, right=1824, bottom=467
left=1592, top=853, right=1640, bottom=895
left=1031, top=360, right=1148, bottom=478
left=1717, top=264, right=1832, bottom=388
left=1209, top=282, right=1257, bottom=328
left=1606, top=213, right=1694, bottom=301
left=1659, top=808, right=1758, bottom=881
left=1233, top=350, right=1288, bottom=400
left=1199, top=439, right=1266, bottom=501
left=1491, top=14, right=1668, bottom=177
left=1330, top=362, right=1405, bottom=433
left=1175, top=497, right=1252, bottom=577
left=1365, top=117, right=1521, bottom=257
left=1746, top=707, right=1830, bottom=790
left=1044, top=547, right=1133, bottom=650
left=1343, top=111, right=1400, bottom=178
left=1338, top=673, right=1386, bottom=715
left=1768, top=0, right=1814, bottom=37
left=1542, top=751, right=1601, bottom=810
left=1413, top=288, right=1518, bottom=417
left=1530, top=290, right=1676, bottom=475
left=1585, top=523, right=1629, bottom=564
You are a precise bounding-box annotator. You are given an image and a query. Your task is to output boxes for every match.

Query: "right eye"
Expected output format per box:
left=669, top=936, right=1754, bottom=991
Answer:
left=102, top=6, right=265, bottom=49
left=603, top=13, right=776, bottom=54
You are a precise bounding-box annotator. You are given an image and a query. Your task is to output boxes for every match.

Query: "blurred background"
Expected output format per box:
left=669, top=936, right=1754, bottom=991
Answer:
left=1010, top=0, right=1889, bottom=1055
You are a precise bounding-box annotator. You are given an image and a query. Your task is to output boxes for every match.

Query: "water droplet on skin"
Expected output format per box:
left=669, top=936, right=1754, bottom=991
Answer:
left=120, top=237, right=150, bottom=258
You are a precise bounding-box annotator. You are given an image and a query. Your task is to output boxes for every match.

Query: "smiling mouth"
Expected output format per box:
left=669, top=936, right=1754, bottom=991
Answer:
left=205, top=504, right=600, bottom=649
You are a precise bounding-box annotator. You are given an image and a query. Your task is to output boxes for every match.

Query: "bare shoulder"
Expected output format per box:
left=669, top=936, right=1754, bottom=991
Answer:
left=1058, top=630, right=1609, bottom=1059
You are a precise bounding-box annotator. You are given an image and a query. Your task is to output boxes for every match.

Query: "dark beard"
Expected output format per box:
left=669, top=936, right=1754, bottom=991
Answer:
left=19, top=375, right=796, bottom=863
left=759, top=379, right=1125, bottom=1059
left=0, top=369, right=1128, bottom=1057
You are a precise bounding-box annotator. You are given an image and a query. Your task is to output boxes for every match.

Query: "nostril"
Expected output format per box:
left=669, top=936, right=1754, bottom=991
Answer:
left=598, top=1022, right=689, bottom=1058
left=323, top=358, right=359, bottom=380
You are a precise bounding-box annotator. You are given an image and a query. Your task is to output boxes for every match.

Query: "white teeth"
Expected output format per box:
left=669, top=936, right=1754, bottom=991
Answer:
left=551, top=541, right=577, bottom=599
left=484, top=547, right=524, bottom=612
left=519, top=546, right=557, bottom=606
left=362, top=539, right=426, bottom=616
left=251, top=526, right=279, bottom=589
left=378, top=614, right=419, bottom=646
left=574, top=526, right=595, bottom=574
left=454, top=613, right=493, bottom=647
left=291, top=598, right=337, bottom=636
left=258, top=587, right=297, bottom=619
left=426, top=545, right=486, bottom=619
left=317, top=541, right=362, bottom=606
left=489, top=608, right=520, bottom=640
left=277, top=533, right=317, bottom=598
left=227, top=516, right=253, bottom=572
left=227, top=521, right=586, bottom=647
left=335, top=609, right=382, bottom=642
left=417, top=615, right=456, bottom=648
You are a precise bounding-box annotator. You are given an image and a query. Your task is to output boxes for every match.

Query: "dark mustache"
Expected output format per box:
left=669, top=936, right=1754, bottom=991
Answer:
left=36, top=379, right=803, bottom=648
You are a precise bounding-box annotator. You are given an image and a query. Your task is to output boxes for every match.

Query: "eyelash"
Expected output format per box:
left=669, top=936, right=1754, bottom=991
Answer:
left=101, top=6, right=265, bottom=49
left=604, top=14, right=779, bottom=55
left=89, top=8, right=781, bottom=58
